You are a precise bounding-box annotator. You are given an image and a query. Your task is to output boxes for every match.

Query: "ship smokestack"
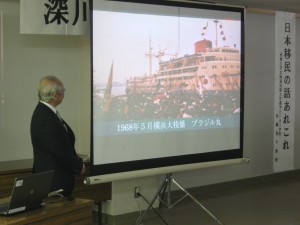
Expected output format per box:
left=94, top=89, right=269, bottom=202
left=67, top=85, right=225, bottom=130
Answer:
left=194, top=39, right=212, bottom=53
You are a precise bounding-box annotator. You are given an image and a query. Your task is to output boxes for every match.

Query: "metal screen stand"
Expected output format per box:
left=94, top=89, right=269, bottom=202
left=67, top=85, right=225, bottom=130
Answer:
left=136, top=173, right=225, bottom=225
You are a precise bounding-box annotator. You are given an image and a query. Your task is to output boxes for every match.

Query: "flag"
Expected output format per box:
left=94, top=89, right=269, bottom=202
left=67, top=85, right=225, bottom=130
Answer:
left=103, top=63, right=114, bottom=112
left=201, top=22, right=208, bottom=37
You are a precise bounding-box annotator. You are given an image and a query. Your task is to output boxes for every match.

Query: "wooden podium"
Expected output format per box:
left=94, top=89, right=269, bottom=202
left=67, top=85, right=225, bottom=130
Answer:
left=0, top=198, right=94, bottom=225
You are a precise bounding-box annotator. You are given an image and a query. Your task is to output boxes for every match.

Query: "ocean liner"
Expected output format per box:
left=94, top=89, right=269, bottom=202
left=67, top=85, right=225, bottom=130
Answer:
left=99, top=19, right=241, bottom=119
left=126, top=20, right=241, bottom=95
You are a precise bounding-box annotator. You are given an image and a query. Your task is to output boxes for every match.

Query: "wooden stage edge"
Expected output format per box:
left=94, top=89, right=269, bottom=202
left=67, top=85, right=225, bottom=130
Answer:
left=0, top=198, right=94, bottom=225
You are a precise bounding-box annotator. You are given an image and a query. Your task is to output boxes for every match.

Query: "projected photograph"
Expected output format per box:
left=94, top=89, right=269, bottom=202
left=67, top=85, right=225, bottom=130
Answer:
left=93, top=7, right=241, bottom=136
left=91, top=0, right=244, bottom=171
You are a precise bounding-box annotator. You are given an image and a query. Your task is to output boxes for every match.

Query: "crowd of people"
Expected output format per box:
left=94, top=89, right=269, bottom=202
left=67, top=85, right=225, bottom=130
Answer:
left=94, top=89, right=240, bottom=121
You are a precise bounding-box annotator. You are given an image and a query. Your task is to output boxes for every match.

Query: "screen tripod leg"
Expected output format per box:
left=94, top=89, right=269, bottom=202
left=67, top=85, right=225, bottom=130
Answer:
left=172, top=178, right=225, bottom=225
left=136, top=177, right=169, bottom=225
left=137, top=174, right=225, bottom=225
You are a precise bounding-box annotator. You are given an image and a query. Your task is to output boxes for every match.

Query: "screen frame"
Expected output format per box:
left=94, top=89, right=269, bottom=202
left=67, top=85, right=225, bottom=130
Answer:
left=89, top=0, right=245, bottom=176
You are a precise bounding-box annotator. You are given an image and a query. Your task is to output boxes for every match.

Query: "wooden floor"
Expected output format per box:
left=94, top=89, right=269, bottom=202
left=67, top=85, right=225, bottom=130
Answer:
left=95, top=170, right=300, bottom=225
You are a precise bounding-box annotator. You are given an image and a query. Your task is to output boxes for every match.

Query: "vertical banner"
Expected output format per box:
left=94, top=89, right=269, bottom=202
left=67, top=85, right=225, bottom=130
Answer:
left=20, top=0, right=89, bottom=35
left=0, top=11, right=3, bottom=129
left=274, top=11, right=296, bottom=172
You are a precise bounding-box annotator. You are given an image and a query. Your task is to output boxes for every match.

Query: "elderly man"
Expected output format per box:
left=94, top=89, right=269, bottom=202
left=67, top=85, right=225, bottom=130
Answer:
left=30, top=76, right=85, bottom=197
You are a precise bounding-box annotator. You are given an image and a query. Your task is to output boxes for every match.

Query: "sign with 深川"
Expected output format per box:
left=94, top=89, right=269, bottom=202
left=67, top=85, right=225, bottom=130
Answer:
left=20, top=0, right=89, bottom=35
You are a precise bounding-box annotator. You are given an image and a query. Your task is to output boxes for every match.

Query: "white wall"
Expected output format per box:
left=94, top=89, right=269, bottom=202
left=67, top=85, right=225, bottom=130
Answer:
left=0, top=0, right=90, bottom=161
left=1, top=0, right=300, bottom=216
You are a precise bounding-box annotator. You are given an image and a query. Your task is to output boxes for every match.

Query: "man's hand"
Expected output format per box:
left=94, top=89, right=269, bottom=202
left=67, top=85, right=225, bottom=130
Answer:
left=80, top=163, right=86, bottom=175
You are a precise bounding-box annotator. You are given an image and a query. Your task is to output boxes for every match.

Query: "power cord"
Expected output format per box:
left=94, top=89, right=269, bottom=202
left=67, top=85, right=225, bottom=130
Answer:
left=44, top=189, right=64, bottom=203
left=45, top=194, right=64, bottom=203
left=135, top=195, right=143, bottom=224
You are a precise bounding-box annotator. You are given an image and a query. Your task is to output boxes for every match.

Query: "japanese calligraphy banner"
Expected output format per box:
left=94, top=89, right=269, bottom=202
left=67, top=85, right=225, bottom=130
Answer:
left=20, top=0, right=89, bottom=35
left=274, top=11, right=296, bottom=172
left=0, top=11, right=3, bottom=128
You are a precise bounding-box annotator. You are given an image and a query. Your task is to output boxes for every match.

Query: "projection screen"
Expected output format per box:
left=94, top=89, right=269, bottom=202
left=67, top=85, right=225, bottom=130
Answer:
left=90, top=0, right=245, bottom=177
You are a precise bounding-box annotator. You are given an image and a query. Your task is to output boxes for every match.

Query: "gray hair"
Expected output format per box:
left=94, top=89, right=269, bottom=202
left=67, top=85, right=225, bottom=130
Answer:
left=38, top=76, right=64, bottom=102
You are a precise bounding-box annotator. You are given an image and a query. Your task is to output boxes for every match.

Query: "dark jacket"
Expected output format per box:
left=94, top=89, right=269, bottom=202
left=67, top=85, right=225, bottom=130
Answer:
left=30, top=102, right=83, bottom=196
